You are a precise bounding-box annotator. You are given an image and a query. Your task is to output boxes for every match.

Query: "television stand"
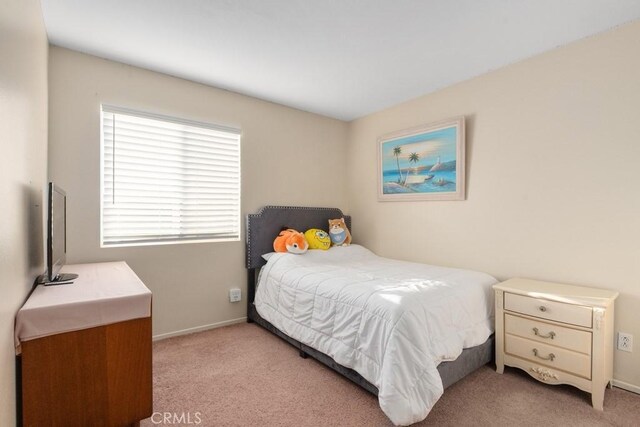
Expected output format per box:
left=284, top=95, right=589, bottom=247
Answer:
left=16, top=261, right=152, bottom=426
left=39, top=272, right=79, bottom=286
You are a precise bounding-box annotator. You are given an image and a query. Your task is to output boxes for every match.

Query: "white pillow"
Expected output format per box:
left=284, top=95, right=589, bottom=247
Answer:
left=262, top=252, right=276, bottom=261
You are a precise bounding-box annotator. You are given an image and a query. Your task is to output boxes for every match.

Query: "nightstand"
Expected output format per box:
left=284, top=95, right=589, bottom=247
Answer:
left=494, top=278, right=618, bottom=410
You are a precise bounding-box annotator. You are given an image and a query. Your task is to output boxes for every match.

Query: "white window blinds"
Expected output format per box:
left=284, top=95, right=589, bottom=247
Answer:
left=101, top=106, right=241, bottom=247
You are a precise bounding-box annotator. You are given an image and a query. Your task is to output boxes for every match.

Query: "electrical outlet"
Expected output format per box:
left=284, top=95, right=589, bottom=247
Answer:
left=617, top=332, right=633, bottom=352
left=229, top=288, right=242, bottom=303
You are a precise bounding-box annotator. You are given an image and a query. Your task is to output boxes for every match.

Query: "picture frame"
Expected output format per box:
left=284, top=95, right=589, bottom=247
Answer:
left=377, top=116, right=465, bottom=201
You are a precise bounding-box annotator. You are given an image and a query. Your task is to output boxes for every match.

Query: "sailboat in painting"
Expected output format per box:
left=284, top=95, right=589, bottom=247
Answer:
left=429, top=157, right=445, bottom=172
left=404, top=172, right=434, bottom=185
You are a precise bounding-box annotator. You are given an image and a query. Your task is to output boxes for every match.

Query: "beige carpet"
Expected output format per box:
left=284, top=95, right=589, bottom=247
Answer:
left=142, top=323, right=640, bottom=426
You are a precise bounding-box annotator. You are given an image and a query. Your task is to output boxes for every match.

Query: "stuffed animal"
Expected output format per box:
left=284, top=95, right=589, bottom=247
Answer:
left=273, top=228, right=308, bottom=254
left=304, top=228, right=331, bottom=250
left=328, top=218, right=352, bottom=246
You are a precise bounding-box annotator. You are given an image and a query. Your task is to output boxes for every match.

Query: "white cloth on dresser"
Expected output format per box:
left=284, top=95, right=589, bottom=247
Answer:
left=15, top=261, right=152, bottom=352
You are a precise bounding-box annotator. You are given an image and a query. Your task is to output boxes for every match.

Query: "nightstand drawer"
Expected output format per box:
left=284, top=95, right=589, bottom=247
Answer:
left=505, top=334, right=591, bottom=379
left=505, top=293, right=592, bottom=327
left=505, top=313, right=592, bottom=354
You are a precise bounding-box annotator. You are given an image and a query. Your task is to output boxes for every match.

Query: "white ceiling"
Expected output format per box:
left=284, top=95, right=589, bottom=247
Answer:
left=41, top=1, right=640, bottom=121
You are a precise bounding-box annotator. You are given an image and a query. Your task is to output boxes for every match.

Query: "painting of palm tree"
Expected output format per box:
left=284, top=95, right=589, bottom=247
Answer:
left=393, top=146, right=402, bottom=183
left=402, top=152, right=420, bottom=185
left=378, top=116, right=465, bottom=201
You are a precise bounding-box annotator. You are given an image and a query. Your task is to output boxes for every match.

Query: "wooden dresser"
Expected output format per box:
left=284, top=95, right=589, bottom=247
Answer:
left=494, top=278, right=618, bottom=410
left=16, top=262, right=153, bottom=427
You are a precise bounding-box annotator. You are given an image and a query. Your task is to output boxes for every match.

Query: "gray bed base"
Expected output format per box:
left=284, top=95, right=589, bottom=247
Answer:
left=245, top=205, right=494, bottom=395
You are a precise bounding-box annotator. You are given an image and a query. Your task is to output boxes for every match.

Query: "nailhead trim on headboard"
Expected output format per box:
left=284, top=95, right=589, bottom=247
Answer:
left=245, top=205, right=351, bottom=269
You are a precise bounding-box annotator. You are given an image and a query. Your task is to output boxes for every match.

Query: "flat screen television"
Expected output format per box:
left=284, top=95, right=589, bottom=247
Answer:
left=43, top=182, right=78, bottom=285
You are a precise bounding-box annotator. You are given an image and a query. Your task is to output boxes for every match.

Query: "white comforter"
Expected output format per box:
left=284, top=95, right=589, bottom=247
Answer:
left=255, top=245, right=496, bottom=425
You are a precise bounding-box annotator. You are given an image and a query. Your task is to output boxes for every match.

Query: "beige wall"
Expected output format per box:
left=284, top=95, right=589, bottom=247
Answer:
left=48, top=47, right=348, bottom=338
left=347, top=21, right=640, bottom=388
left=0, top=0, right=49, bottom=425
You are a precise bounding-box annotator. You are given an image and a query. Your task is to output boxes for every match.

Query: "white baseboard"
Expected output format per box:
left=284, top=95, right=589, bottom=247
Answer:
left=612, top=379, right=640, bottom=394
left=152, top=317, right=247, bottom=341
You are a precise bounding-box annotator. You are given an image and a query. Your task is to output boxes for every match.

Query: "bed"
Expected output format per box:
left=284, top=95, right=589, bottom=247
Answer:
left=246, top=205, right=496, bottom=425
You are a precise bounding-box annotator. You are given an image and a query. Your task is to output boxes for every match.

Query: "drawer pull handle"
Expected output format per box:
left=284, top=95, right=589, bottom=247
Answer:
left=532, top=327, right=556, bottom=339
left=532, top=348, right=555, bottom=362
left=538, top=306, right=547, bottom=312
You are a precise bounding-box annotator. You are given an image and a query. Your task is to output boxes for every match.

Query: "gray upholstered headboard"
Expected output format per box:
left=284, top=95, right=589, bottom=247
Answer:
left=245, top=205, right=351, bottom=269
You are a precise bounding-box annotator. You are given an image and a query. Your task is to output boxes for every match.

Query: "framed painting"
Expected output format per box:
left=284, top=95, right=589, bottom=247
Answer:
left=377, top=116, right=465, bottom=201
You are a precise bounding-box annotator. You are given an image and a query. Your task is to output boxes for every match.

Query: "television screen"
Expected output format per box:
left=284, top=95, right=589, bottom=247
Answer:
left=45, top=183, right=77, bottom=284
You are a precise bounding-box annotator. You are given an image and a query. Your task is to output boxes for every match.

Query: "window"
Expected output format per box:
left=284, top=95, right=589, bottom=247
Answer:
left=100, top=106, right=241, bottom=247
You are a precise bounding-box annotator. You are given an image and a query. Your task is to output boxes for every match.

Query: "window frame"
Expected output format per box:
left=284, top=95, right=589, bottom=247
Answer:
left=99, top=105, right=242, bottom=248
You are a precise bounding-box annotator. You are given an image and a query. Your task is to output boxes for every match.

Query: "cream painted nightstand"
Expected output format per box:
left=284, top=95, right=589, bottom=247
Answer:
left=494, top=278, right=618, bottom=410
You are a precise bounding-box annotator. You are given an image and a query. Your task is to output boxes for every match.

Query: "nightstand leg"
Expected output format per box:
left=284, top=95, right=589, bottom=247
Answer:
left=591, top=387, right=605, bottom=411
left=495, top=331, right=504, bottom=374
left=494, top=289, right=505, bottom=375
left=495, top=336, right=504, bottom=374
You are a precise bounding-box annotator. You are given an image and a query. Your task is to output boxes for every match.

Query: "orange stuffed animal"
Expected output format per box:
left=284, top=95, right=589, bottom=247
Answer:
left=273, top=228, right=309, bottom=254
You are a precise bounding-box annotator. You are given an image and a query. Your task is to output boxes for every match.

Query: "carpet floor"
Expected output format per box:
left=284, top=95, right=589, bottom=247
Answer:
left=142, top=323, right=640, bottom=426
